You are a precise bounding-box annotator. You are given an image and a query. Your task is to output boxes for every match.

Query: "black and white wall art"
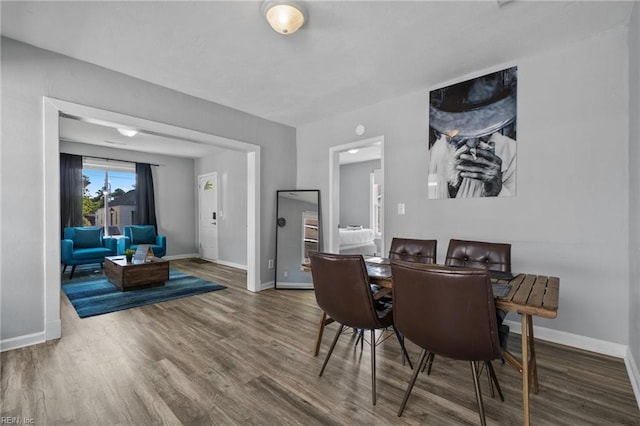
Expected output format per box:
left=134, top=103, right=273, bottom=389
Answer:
left=428, top=66, right=517, bottom=199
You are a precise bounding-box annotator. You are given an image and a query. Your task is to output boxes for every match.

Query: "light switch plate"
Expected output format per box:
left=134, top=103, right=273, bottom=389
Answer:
left=397, top=203, right=405, bottom=215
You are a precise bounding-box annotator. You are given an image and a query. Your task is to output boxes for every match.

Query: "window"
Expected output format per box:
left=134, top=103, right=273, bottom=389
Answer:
left=82, top=158, right=136, bottom=236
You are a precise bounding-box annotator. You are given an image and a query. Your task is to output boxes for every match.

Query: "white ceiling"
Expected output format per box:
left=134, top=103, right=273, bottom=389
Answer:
left=2, top=1, right=634, bottom=130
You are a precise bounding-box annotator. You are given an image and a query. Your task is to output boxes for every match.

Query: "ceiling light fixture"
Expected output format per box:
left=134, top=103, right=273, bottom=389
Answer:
left=262, top=1, right=307, bottom=35
left=117, top=128, right=137, bottom=137
left=348, top=149, right=360, bottom=154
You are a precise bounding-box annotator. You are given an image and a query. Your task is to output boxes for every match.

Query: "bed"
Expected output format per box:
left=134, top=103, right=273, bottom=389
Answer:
left=338, top=227, right=377, bottom=255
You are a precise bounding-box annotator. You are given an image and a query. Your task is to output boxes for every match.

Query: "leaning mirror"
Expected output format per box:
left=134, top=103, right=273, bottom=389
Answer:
left=275, top=190, right=321, bottom=289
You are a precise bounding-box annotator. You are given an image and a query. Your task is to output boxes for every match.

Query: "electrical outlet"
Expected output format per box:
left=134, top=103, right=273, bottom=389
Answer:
left=283, top=271, right=289, bottom=277
left=268, top=259, right=274, bottom=269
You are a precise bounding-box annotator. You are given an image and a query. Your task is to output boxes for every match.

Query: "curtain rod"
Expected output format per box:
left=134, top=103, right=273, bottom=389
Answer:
left=80, top=154, right=160, bottom=167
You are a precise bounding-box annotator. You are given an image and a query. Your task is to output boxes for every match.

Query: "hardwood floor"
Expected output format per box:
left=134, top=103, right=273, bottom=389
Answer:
left=2, top=258, right=639, bottom=425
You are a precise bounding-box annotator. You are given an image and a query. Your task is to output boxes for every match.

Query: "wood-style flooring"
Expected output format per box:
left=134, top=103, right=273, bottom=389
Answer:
left=2, top=258, right=639, bottom=425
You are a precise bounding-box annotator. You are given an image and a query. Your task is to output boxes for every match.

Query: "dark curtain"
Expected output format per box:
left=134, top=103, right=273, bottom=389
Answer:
left=60, top=153, right=84, bottom=234
left=135, top=162, right=157, bottom=227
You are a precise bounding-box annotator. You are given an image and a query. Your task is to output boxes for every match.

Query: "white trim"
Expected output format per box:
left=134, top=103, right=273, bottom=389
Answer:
left=275, top=282, right=313, bottom=290
left=504, top=319, right=627, bottom=358
left=1, top=331, right=46, bottom=352
left=43, top=97, right=262, bottom=346
left=329, top=136, right=385, bottom=254
left=260, top=280, right=275, bottom=290
left=163, top=254, right=247, bottom=271
left=214, top=259, right=247, bottom=271
left=163, top=253, right=200, bottom=260
left=625, top=348, right=640, bottom=411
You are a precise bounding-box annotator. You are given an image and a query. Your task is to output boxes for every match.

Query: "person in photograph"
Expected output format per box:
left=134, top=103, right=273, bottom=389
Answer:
left=428, top=67, right=517, bottom=199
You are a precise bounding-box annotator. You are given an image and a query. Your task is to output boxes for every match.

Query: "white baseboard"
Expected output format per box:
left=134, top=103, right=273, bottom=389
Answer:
left=275, top=282, right=314, bottom=290
left=163, top=253, right=247, bottom=271
left=214, top=259, right=247, bottom=270
left=625, top=349, right=640, bottom=411
left=163, top=253, right=200, bottom=260
left=260, top=280, right=275, bottom=291
left=164, top=254, right=248, bottom=271
left=503, top=319, right=627, bottom=358
left=1, top=331, right=45, bottom=352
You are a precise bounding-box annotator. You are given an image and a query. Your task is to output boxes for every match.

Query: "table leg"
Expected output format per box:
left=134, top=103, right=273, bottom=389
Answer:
left=527, top=315, right=539, bottom=394
left=522, top=313, right=530, bottom=426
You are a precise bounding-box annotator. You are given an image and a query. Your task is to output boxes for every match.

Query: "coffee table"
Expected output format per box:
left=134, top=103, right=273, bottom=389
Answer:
left=104, top=256, right=169, bottom=291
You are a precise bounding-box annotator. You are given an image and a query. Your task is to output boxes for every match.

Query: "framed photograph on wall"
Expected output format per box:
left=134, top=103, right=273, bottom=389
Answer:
left=427, top=66, right=517, bottom=199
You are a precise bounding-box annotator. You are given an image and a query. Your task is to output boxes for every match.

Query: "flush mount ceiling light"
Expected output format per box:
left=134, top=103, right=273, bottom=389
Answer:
left=348, top=149, right=360, bottom=154
left=262, top=1, right=307, bottom=35
left=117, top=128, right=137, bottom=137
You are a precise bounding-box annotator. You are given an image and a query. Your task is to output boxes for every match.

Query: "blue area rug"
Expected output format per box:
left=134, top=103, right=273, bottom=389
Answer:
left=62, top=269, right=226, bottom=318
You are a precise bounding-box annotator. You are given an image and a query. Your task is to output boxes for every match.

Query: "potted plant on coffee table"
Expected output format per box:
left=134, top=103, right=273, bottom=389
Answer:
left=124, top=248, right=136, bottom=263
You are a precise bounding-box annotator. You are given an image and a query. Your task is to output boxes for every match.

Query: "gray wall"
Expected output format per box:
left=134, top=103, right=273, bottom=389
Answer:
left=1, top=37, right=296, bottom=342
left=61, top=141, right=197, bottom=256
left=628, top=2, right=640, bottom=377
left=340, top=159, right=381, bottom=227
left=298, top=28, right=630, bottom=347
left=196, top=148, right=248, bottom=267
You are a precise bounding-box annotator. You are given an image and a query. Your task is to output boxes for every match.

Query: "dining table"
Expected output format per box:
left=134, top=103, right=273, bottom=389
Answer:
left=308, top=257, right=560, bottom=426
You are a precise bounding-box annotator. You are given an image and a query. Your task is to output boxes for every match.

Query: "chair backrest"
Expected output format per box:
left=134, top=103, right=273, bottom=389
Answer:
left=391, top=261, right=503, bottom=362
left=123, top=225, right=157, bottom=244
left=445, top=239, right=511, bottom=272
left=63, top=226, right=104, bottom=248
left=388, top=238, right=437, bottom=264
left=309, top=252, right=384, bottom=330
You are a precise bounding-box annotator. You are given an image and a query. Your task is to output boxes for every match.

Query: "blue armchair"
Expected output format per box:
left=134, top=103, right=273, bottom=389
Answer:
left=61, top=226, right=117, bottom=278
left=118, top=225, right=167, bottom=258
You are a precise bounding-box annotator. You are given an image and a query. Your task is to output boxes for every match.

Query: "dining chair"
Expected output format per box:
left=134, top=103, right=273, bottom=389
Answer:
left=445, top=238, right=511, bottom=273
left=309, top=252, right=413, bottom=405
left=390, top=261, right=507, bottom=425
left=419, top=239, right=512, bottom=377
left=388, top=237, right=437, bottom=264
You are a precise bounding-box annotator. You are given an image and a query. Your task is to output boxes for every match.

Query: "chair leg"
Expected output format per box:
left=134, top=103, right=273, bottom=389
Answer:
left=314, top=312, right=327, bottom=357
left=370, top=329, right=377, bottom=405
left=422, top=351, right=435, bottom=375
left=486, top=361, right=504, bottom=402
left=471, top=361, right=487, bottom=426
left=69, top=265, right=76, bottom=279
left=62, top=264, right=67, bottom=273
left=392, top=325, right=413, bottom=369
left=319, top=324, right=344, bottom=377
left=398, top=349, right=429, bottom=417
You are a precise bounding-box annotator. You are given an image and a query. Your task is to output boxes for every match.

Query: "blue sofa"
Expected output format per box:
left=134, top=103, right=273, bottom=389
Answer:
left=118, top=225, right=167, bottom=258
left=61, top=226, right=117, bottom=278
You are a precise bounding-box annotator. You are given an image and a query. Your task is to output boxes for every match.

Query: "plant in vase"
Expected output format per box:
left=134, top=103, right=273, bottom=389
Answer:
left=124, top=248, right=136, bottom=263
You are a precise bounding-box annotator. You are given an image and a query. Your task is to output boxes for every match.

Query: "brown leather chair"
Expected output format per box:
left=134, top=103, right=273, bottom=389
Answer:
left=309, top=252, right=412, bottom=405
left=445, top=239, right=511, bottom=273
left=390, top=261, right=506, bottom=425
left=388, top=238, right=437, bottom=264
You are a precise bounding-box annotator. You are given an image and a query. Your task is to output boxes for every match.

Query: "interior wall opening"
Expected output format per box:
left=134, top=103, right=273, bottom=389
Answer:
left=44, top=97, right=261, bottom=342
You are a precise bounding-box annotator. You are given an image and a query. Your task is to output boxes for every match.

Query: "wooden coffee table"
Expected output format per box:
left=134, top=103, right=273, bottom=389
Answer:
left=104, top=256, right=169, bottom=291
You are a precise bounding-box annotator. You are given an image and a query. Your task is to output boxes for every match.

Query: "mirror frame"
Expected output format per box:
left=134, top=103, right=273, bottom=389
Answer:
left=275, top=189, right=321, bottom=290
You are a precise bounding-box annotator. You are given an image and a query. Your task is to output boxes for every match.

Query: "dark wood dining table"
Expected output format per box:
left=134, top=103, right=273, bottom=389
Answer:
left=308, top=258, right=560, bottom=426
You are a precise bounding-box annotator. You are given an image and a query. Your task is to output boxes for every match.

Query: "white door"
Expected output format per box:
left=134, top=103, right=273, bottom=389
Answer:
left=198, top=173, right=219, bottom=261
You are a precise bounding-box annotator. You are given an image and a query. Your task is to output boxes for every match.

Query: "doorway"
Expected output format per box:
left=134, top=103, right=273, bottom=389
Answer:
left=198, top=172, right=219, bottom=261
left=328, top=136, right=384, bottom=255
left=43, top=97, right=261, bottom=342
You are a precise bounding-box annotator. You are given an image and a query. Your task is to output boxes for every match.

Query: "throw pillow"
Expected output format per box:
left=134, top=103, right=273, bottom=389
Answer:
left=74, top=227, right=102, bottom=248
left=130, top=226, right=156, bottom=244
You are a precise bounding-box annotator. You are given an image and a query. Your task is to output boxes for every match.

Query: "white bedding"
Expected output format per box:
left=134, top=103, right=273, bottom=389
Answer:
left=339, top=228, right=375, bottom=247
